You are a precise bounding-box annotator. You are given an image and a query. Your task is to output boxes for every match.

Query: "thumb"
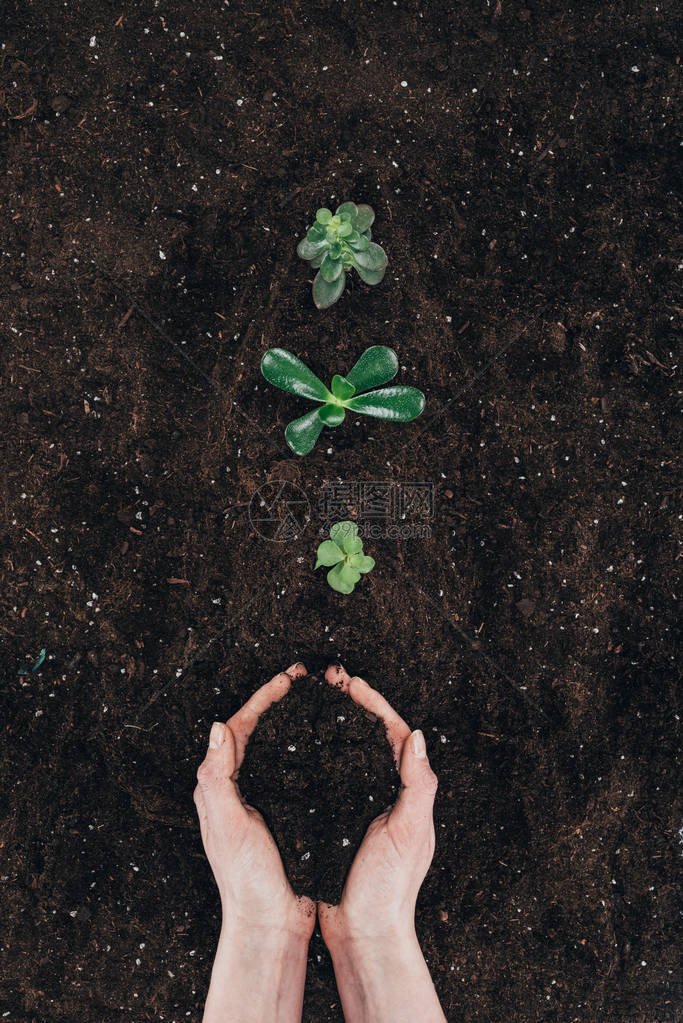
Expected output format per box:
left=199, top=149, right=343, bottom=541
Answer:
left=195, top=722, right=240, bottom=806
left=390, top=729, right=438, bottom=833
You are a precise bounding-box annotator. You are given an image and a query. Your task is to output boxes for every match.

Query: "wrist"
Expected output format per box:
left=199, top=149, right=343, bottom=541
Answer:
left=203, top=921, right=309, bottom=1023
left=325, top=927, right=445, bottom=1023
left=327, top=926, right=422, bottom=984
left=220, top=914, right=312, bottom=955
left=322, top=906, right=417, bottom=959
left=325, top=919, right=418, bottom=961
left=218, top=889, right=314, bottom=943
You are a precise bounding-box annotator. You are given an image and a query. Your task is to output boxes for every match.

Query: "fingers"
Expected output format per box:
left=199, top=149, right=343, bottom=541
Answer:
left=325, top=666, right=411, bottom=768
left=347, top=675, right=411, bottom=769
left=194, top=721, right=243, bottom=814
left=228, top=663, right=306, bottom=768
left=390, top=729, right=438, bottom=832
left=325, top=666, right=432, bottom=825
left=325, top=663, right=351, bottom=692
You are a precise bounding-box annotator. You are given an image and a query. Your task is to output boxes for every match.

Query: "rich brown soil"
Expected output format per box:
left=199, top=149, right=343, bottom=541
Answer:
left=1, top=0, right=680, bottom=1020
left=239, top=673, right=398, bottom=904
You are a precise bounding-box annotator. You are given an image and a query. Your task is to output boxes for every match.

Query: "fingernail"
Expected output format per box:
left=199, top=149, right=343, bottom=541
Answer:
left=286, top=662, right=302, bottom=676
left=209, top=722, right=225, bottom=749
left=412, top=729, right=427, bottom=758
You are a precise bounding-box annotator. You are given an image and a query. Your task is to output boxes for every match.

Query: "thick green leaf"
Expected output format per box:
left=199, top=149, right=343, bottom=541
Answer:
left=316, top=208, right=332, bottom=224
left=354, top=204, right=375, bottom=232
left=297, top=237, right=328, bottom=261
left=337, top=221, right=352, bottom=238
left=320, top=252, right=343, bottom=282
left=351, top=553, right=375, bottom=574
left=318, top=403, right=345, bottom=426
left=363, top=228, right=372, bottom=241
left=336, top=201, right=358, bottom=222
left=329, top=241, right=343, bottom=259
left=346, top=229, right=361, bottom=245
left=315, top=540, right=345, bottom=568
left=310, top=249, right=326, bottom=269
left=352, top=260, right=387, bottom=286
left=330, top=521, right=358, bottom=546
left=341, top=533, right=363, bottom=556
left=352, top=241, right=387, bottom=272
left=261, top=348, right=332, bottom=402
left=307, top=223, right=326, bottom=242
left=313, top=269, right=346, bottom=309
left=327, top=563, right=355, bottom=594
left=330, top=374, right=356, bottom=400
left=346, top=386, right=426, bottom=421
left=346, top=346, right=398, bottom=393
left=339, top=561, right=362, bottom=586
left=347, top=233, right=369, bottom=252
left=284, top=408, right=326, bottom=456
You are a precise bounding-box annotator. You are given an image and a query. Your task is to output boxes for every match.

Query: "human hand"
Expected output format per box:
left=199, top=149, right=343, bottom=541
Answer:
left=318, top=666, right=445, bottom=1023
left=194, top=663, right=315, bottom=943
left=319, top=665, right=437, bottom=945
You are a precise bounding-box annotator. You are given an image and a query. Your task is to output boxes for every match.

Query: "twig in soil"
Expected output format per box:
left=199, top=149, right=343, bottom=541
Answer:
left=117, top=304, right=135, bottom=329
left=24, top=527, right=46, bottom=549
left=10, top=98, right=38, bottom=120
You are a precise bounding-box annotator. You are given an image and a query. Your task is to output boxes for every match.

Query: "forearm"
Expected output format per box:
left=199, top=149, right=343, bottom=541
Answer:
left=328, top=931, right=446, bottom=1023
left=203, top=921, right=309, bottom=1022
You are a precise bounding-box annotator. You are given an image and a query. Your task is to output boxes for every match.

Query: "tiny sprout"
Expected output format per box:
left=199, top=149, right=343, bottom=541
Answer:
left=315, top=521, right=375, bottom=594
left=296, top=202, right=388, bottom=309
left=261, top=345, right=425, bottom=456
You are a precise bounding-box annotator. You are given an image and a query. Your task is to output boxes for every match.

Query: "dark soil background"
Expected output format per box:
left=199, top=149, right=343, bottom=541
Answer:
left=239, top=673, right=399, bottom=904
left=1, top=1, right=680, bottom=1020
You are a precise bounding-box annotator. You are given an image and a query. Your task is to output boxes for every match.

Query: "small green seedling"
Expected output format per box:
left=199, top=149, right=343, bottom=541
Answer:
left=261, top=345, right=425, bottom=455
left=17, top=648, right=46, bottom=676
left=297, top=202, right=388, bottom=309
left=315, top=521, right=375, bottom=594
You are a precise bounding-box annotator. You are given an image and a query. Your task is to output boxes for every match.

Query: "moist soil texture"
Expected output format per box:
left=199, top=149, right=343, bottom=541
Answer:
left=239, top=673, right=399, bottom=904
left=1, top=1, right=680, bottom=1021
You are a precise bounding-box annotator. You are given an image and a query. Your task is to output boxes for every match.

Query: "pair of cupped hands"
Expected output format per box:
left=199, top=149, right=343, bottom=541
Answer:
left=194, top=663, right=439, bottom=949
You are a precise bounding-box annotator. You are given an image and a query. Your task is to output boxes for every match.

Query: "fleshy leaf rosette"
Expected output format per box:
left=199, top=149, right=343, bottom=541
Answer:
left=296, top=202, right=388, bottom=309
left=261, top=345, right=425, bottom=455
left=315, top=521, right=375, bottom=594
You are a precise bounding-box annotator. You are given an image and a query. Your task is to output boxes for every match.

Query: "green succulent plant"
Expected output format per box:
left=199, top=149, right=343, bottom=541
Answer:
left=315, top=521, right=375, bottom=594
left=261, top=345, right=425, bottom=456
left=296, top=202, right=388, bottom=309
